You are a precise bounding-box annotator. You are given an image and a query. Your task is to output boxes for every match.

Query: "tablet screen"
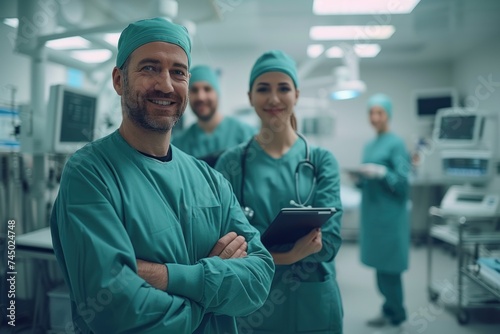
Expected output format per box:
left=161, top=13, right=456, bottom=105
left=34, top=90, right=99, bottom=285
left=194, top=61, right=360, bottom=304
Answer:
left=260, top=207, right=336, bottom=248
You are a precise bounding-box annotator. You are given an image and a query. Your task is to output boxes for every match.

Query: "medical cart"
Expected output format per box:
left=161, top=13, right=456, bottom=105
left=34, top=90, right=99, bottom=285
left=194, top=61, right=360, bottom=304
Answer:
left=427, top=206, right=500, bottom=324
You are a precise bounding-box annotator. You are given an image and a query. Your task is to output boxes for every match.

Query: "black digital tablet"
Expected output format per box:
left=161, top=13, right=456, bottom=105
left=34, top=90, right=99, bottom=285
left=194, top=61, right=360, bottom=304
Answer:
left=260, top=207, right=337, bottom=248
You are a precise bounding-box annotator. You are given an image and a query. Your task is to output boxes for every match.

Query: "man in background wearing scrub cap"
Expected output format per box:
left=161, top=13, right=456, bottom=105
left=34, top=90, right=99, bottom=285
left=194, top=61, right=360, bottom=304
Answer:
left=50, top=17, right=274, bottom=334
left=173, top=65, right=256, bottom=167
left=349, top=93, right=410, bottom=334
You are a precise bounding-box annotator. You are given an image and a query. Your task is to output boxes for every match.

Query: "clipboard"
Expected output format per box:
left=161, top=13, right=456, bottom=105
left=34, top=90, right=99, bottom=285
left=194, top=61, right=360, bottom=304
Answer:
left=260, top=207, right=337, bottom=248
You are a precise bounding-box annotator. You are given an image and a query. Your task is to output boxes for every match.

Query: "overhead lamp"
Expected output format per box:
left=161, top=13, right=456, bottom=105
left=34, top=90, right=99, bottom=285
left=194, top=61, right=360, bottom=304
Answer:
left=300, top=44, right=366, bottom=101
left=3, top=18, right=19, bottom=28
left=324, top=44, right=381, bottom=58
left=313, top=0, right=421, bottom=15
left=46, top=36, right=91, bottom=50
left=330, top=67, right=366, bottom=100
left=104, top=33, right=120, bottom=47
left=353, top=44, right=381, bottom=57
left=310, top=25, right=395, bottom=40
left=307, top=44, right=325, bottom=58
left=70, top=49, right=113, bottom=63
left=330, top=45, right=366, bottom=100
left=325, top=46, right=344, bottom=58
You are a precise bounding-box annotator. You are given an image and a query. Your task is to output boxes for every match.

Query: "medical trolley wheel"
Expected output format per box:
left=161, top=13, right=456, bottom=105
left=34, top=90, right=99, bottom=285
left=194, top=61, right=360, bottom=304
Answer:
left=457, top=309, right=469, bottom=325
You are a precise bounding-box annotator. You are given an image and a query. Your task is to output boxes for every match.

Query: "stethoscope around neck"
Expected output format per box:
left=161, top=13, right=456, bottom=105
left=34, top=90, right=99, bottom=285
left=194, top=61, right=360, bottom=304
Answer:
left=240, top=132, right=317, bottom=220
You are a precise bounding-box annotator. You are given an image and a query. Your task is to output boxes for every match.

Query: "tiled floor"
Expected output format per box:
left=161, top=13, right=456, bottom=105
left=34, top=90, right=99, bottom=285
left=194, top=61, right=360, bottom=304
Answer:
left=336, top=241, right=500, bottom=334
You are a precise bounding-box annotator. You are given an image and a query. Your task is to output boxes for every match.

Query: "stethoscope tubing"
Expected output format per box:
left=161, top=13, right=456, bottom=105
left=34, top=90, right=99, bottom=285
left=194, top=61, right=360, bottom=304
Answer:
left=240, top=132, right=317, bottom=210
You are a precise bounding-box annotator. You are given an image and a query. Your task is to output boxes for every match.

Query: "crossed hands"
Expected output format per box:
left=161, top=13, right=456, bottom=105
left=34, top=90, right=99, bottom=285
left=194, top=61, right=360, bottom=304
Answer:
left=137, top=232, right=248, bottom=290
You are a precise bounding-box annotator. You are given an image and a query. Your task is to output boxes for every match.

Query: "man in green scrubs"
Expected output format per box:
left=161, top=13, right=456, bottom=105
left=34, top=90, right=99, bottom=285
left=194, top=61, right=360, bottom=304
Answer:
left=50, top=17, right=274, bottom=334
left=173, top=65, right=256, bottom=166
left=354, top=94, right=410, bottom=334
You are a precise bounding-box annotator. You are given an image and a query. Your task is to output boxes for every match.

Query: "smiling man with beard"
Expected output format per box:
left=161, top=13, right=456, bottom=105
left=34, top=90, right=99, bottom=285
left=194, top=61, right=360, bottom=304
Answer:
left=173, top=65, right=256, bottom=167
left=50, top=17, right=274, bottom=334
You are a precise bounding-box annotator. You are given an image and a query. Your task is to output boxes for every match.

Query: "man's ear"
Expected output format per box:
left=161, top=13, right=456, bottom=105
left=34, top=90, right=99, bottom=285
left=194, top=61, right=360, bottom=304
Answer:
left=112, top=67, right=123, bottom=96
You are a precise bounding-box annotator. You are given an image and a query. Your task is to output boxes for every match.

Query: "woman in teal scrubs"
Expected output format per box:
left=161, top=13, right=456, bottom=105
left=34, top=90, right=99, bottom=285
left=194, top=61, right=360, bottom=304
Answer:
left=354, top=94, right=410, bottom=334
left=215, top=50, right=343, bottom=334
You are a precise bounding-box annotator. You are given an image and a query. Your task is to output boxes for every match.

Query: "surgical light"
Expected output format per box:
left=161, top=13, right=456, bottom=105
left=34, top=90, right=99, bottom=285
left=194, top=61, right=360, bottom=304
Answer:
left=330, top=65, right=366, bottom=100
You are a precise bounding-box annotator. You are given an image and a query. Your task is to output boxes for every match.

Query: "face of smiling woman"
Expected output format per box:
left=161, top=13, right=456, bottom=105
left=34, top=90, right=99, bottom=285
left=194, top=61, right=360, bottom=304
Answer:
left=113, top=41, right=190, bottom=133
left=249, top=71, right=299, bottom=130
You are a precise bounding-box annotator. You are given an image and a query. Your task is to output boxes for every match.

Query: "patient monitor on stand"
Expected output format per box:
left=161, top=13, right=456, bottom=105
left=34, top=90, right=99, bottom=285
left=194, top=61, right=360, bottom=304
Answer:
left=434, top=108, right=500, bottom=218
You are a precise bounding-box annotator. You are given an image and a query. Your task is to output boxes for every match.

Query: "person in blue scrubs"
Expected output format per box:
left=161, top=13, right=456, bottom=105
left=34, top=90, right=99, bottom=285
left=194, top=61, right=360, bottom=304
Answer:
left=352, top=94, right=410, bottom=334
left=172, top=65, right=256, bottom=166
left=215, top=50, right=343, bottom=334
left=50, top=18, right=274, bottom=334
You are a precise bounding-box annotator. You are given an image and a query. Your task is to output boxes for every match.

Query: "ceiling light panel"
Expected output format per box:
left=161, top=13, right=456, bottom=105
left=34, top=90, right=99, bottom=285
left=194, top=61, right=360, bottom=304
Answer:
left=323, top=44, right=381, bottom=58
left=104, top=33, right=120, bottom=47
left=313, top=0, right=421, bottom=15
left=46, top=37, right=91, bottom=50
left=3, top=18, right=19, bottom=28
left=70, top=49, right=113, bottom=63
left=307, top=44, right=325, bottom=58
left=310, top=25, right=395, bottom=40
left=353, top=44, right=381, bottom=57
left=325, top=46, right=344, bottom=58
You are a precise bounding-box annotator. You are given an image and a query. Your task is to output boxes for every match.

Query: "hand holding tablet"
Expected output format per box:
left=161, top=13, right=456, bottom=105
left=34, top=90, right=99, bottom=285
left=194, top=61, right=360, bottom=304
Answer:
left=260, top=207, right=337, bottom=248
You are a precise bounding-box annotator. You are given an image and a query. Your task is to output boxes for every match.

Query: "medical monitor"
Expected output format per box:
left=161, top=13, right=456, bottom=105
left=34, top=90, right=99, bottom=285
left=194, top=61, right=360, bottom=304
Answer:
left=46, top=85, right=98, bottom=154
left=414, top=87, right=458, bottom=118
left=441, top=150, right=493, bottom=185
left=432, top=108, right=485, bottom=148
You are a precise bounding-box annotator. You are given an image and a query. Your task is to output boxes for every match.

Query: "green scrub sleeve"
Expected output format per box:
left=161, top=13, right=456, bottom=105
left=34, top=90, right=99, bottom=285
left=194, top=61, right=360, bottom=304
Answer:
left=52, top=162, right=205, bottom=333
left=381, top=140, right=410, bottom=197
left=302, top=149, right=343, bottom=263
left=166, top=175, right=275, bottom=316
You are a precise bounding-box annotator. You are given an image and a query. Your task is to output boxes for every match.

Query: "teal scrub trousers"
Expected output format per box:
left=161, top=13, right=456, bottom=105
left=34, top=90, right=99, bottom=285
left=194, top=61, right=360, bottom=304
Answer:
left=376, top=271, right=406, bottom=325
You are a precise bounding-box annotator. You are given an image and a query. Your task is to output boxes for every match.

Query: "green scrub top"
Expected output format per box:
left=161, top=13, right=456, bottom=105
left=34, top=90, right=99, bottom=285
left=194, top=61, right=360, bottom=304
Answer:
left=172, top=116, right=257, bottom=158
left=359, top=132, right=410, bottom=273
left=50, top=130, right=274, bottom=334
left=215, top=137, right=343, bottom=334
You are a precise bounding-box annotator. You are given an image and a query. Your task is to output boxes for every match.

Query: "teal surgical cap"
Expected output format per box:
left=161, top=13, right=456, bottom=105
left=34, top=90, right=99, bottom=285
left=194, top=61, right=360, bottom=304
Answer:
left=116, top=17, right=191, bottom=69
left=189, top=65, right=220, bottom=96
left=367, top=93, right=393, bottom=119
left=249, top=50, right=298, bottom=91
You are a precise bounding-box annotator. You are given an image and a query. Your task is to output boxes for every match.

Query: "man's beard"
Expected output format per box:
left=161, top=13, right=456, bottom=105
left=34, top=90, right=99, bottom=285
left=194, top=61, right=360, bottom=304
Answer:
left=192, top=102, right=217, bottom=122
left=123, top=77, right=186, bottom=133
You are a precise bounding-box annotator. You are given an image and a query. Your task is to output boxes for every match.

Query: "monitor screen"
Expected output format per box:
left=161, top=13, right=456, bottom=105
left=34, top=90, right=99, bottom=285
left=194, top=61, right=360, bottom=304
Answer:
left=440, top=149, right=493, bottom=184
left=59, top=90, right=97, bottom=143
left=443, top=157, right=489, bottom=177
left=432, top=108, right=485, bottom=148
left=417, top=96, right=453, bottom=116
left=438, top=115, right=476, bottom=140
left=46, top=85, right=98, bottom=154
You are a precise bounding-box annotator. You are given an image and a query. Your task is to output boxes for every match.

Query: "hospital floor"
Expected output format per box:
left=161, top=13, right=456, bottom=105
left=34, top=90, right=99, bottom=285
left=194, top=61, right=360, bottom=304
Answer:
left=336, top=241, right=500, bottom=334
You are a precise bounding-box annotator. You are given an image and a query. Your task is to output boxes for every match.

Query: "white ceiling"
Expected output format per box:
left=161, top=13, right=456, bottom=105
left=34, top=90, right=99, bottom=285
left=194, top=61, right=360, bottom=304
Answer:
left=3, top=0, right=500, bottom=72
